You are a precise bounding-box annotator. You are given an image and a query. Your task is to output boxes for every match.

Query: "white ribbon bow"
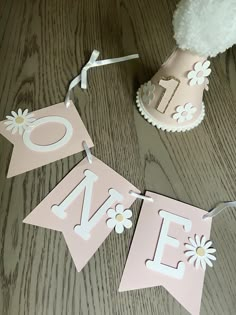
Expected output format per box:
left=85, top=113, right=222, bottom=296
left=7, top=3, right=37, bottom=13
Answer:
left=65, top=50, right=139, bottom=107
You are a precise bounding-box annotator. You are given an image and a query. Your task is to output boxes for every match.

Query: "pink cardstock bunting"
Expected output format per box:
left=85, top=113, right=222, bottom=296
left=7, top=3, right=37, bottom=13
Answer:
left=23, top=156, right=139, bottom=272
left=0, top=101, right=93, bottom=177
left=119, top=192, right=213, bottom=315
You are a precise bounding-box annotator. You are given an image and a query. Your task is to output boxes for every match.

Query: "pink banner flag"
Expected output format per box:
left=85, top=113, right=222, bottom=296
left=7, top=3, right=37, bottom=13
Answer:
left=119, top=192, right=214, bottom=315
left=0, top=101, right=93, bottom=177
left=23, top=156, right=139, bottom=272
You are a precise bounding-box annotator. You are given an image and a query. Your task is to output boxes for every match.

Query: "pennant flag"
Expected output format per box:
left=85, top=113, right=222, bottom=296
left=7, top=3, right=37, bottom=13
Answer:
left=119, top=192, right=215, bottom=315
left=23, top=156, right=139, bottom=272
left=0, top=101, right=93, bottom=177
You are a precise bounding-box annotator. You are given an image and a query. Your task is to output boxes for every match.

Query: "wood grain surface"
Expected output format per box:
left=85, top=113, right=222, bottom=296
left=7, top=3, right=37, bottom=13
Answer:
left=0, top=0, right=236, bottom=314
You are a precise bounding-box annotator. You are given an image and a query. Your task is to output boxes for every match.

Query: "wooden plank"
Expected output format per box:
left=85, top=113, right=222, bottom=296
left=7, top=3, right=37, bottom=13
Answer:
left=0, top=0, right=236, bottom=314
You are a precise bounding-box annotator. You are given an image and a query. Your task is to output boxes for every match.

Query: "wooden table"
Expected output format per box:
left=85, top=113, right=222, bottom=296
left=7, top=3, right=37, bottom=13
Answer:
left=0, top=0, right=236, bottom=314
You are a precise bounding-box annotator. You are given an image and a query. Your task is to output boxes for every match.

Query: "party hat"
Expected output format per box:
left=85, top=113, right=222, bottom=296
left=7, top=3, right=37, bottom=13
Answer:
left=137, top=0, right=236, bottom=132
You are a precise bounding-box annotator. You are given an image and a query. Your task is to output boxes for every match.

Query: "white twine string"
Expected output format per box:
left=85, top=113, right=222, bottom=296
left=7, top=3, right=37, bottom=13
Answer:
left=82, top=141, right=92, bottom=164
left=65, top=49, right=139, bottom=108
left=203, top=201, right=236, bottom=220
left=129, top=191, right=154, bottom=202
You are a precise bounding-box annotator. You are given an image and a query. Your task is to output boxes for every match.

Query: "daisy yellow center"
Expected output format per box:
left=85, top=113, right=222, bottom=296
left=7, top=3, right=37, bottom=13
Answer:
left=15, top=116, right=24, bottom=124
left=116, top=214, right=124, bottom=222
left=196, top=247, right=205, bottom=257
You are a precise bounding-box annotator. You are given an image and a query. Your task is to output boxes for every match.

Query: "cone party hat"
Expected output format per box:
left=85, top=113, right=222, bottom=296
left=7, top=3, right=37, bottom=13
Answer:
left=137, top=0, right=236, bottom=132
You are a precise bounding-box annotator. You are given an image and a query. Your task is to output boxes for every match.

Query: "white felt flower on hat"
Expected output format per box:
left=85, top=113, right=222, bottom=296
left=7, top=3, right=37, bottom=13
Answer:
left=204, top=78, right=209, bottom=91
left=106, top=204, right=132, bottom=234
left=4, top=109, right=35, bottom=135
left=173, top=103, right=197, bottom=123
left=187, top=61, right=211, bottom=86
left=185, top=235, right=216, bottom=270
left=141, top=81, right=155, bottom=106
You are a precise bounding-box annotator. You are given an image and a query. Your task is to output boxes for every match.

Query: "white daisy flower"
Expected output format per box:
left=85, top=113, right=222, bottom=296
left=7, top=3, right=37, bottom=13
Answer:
left=106, top=204, right=132, bottom=234
left=187, top=60, right=211, bottom=86
left=4, top=109, right=35, bottom=135
left=185, top=235, right=216, bottom=270
left=141, top=81, right=155, bottom=106
left=173, top=103, right=197, bottom=123
left=204, top=78, right=209, bottom=91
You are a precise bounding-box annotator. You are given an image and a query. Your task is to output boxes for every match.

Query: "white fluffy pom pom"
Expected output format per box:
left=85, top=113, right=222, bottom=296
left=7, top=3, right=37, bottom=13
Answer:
left=173, top=0, right=236, bottom=57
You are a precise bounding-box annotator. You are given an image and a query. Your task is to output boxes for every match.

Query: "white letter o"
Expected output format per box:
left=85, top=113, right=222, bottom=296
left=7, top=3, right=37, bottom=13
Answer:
left=23, top=116, right=73, bottom=152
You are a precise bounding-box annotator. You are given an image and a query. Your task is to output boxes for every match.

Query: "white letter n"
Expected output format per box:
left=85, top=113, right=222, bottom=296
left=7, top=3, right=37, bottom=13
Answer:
left=146, top=210, right=192, bottom=279
left=51, top=170, right=123, bottom=240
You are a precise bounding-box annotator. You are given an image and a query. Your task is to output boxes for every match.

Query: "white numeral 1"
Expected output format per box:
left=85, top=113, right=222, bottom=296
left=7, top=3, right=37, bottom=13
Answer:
left=156, top=77, right=180, bottom=113
left=51, top=170, right=123, bottom=240
left=146, top=210, right=192, bottom=279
